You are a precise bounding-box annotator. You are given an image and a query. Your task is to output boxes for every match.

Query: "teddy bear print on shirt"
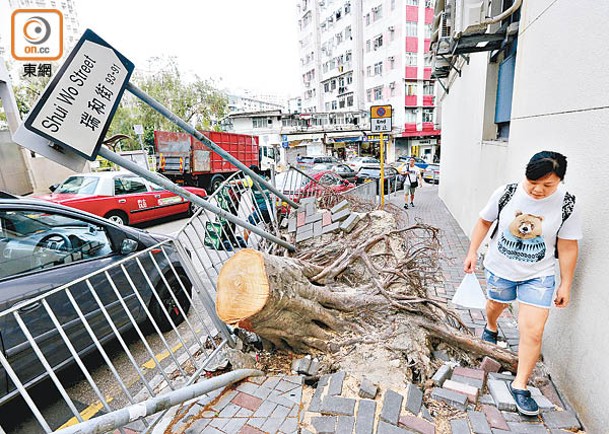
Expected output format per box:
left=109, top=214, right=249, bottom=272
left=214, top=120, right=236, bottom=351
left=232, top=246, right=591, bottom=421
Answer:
left=497, top=211, right=547, bottom=263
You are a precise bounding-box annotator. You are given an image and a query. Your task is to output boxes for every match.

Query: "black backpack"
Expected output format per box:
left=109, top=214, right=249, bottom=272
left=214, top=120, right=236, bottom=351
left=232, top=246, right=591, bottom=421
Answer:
left=489, top=183, right=576, bottom=258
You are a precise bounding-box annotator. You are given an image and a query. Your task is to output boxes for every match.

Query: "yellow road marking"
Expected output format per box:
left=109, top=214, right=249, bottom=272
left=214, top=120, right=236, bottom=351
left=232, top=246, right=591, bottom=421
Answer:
left=58, top=397, right=113, bottom=430
left=142, top=343, right=183, bottom=370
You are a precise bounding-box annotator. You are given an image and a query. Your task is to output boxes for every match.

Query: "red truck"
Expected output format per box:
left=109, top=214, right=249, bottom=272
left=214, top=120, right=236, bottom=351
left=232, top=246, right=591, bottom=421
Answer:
left=155, top=130, right=264, bottom=192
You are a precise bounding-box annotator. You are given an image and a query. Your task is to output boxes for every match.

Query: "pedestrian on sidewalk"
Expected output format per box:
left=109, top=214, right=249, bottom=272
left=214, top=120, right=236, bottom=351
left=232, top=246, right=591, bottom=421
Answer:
left=403, top=157, right=423, bottom=209
left=463, top=150, right=582, bottom=417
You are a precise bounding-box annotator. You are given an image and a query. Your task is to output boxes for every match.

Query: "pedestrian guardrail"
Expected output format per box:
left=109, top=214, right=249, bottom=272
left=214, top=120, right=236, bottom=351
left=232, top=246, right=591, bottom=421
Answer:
left=0, top=237, right=233, bottom=434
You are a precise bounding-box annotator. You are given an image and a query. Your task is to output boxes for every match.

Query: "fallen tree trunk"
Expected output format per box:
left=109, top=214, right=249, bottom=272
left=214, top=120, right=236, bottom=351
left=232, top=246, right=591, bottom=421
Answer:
left=216, top=208, right=518, bottom=380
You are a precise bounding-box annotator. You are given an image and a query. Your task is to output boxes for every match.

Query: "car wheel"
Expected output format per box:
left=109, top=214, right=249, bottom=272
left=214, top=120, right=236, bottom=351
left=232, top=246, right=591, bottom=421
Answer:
left=105, top=210, right=128, bottom=225
left=149, top=270, right=192, bottom=332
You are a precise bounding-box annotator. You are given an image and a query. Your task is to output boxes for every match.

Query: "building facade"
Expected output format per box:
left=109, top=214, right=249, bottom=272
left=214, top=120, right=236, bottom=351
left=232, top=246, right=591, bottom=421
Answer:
left=226, top=92, right=286, bottom=114
left=296, top=0, right=441, bottom=162
left=431, top=0, right=609, bottom=431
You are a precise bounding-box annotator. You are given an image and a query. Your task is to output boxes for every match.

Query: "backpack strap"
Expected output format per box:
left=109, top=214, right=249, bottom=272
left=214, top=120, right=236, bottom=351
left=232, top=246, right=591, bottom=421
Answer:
left=554, top=191, right=576, bottom=258
left=490, top=183, right=518, bottom=239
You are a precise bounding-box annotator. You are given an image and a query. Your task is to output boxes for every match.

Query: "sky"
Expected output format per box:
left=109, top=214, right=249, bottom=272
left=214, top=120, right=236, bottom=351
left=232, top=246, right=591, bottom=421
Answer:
left=1, top=0, right=302, bottom=99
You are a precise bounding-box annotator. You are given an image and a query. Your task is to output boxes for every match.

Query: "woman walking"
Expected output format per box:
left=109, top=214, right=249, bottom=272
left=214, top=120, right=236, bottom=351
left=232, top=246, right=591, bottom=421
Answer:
left=463, top=151, right=582, bottom=416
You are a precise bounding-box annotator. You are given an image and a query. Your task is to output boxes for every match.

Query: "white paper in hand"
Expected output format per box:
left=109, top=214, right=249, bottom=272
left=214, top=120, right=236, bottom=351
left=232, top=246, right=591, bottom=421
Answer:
left=451, top=273, right=487, bottom=309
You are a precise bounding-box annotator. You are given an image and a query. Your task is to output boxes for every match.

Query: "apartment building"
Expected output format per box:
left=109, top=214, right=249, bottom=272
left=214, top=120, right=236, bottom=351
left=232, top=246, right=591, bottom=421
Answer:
left=296, top=0, right=441, bottom=162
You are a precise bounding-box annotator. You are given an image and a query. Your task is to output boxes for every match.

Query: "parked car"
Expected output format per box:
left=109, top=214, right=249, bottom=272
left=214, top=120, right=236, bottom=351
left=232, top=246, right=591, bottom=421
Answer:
left=310, top=163, right=357, bottom=182
left=346, top=156, right=380, bottom=172
left=396, top=156, right=429, bottom=170
left=354, top=165, right=403, bottom=193
left=33, top=171, right=207, bottom=226
left=0, top=196, right=192, bottom=405
left=275, top=170, right=355, bottom=201
left=423, top=163, right=440, bottom=184
left=296, top=155, right=340, bottom=170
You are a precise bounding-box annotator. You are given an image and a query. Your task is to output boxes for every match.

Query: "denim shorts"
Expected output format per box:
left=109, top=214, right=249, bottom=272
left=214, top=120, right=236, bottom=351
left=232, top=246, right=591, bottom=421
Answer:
left=485, top=270, right=556, bottom=309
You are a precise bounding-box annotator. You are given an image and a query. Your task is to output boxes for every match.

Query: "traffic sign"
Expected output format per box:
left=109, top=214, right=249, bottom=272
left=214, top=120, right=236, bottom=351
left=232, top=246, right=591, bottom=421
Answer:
left=370, top=104, right=392, bottom=132
left=370, top=104, right=392, bottom=119
left=24, top=29, right=134, bottom=160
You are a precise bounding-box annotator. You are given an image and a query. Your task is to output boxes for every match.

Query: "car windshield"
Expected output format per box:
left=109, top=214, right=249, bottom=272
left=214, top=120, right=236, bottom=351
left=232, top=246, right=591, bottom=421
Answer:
left=55, top=176, right=99, bottom=195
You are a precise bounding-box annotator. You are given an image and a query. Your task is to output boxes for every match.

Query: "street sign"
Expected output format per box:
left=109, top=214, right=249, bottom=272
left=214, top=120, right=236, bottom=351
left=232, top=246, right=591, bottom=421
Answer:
left=370, top=104, right=392, bottom=133
left=281, top=134, right=289, bottom=149
left=24, top=29, right=134, bottom=160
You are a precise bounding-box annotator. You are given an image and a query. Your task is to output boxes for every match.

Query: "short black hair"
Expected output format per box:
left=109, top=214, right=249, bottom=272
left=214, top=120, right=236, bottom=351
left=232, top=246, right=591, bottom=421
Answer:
left=249, top=164, right=261, bottom=174
left=525, top=151, right=567, bottom=181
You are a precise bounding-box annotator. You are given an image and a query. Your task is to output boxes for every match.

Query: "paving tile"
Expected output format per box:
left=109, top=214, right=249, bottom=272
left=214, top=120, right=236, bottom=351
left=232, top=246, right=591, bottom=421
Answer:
left=210, top=390, right=238, bottom=412
left=431, top=364, right=452, bottom=386
left=327, top=371, right=347, bottom=396
left=359, top=377, right=378, bottom=399
left=321, top=396, right=357, bottom=416
left=377, top=420, right=415, bottom=434
left=246, top=417, right=267, bottom=429
left=430, top=387, right=467, bottom=411
left=467, top=410, right=491, bottom=434
left=236, top=407, right=254, bottom=417
left=222, top=418, right=248, bottom=433
left=279, top=417, right=299, bottom=433
left=275, top=378, right=300, bottom=393
left=451, top=374, right=484, bottom=389
left=506, top=422, right=548, bottom=433
left=270, top=404, right=291, bottom=420
left=398, top=414, right=435, bottom=434
left=443, top=379, right=479, bottom=403
left=208, top=417, right=230, bottom=430
left=183, top=418, right=210, bottom=434
left=479, top=394, right=495, bottom=406
left=453, top=367, right=486, bottom=381
left=232, top=392, right=264, bottom=412
left=336, top=416, right=355, bottom=434
left=250, top=385, right=274, bottom=400
left=261, top=417, right=287, bottom=433
left=218, top=402, right=241, bottom=418
left=487, top=380, right=516, bottom=412
left=481, top=405, right=510, bottom=431
left=309, top=374, right=330, bottom=413
left=237, top=381, right=262, bottom=395
left=449, top=419, right=471, bottom=434
left=479, top=357, right=501, bottom=373
left=312, top=416, right=337, bottom=433
left=538, top=382, right=564, bottom=409
left=200, top=426, right=224, bottom=434
left=239, top=425, right=266, bottom=434
left=355, top=399, right=376, bottom=434
left=380, top=390, right=404, bottom=425
left=322, top=211, right=333, bottom=226
left=252, top=400, right=277, bottom=418
left=541, top=410, right=581, bottom=430
left=404, top=384, right=423, bottom=415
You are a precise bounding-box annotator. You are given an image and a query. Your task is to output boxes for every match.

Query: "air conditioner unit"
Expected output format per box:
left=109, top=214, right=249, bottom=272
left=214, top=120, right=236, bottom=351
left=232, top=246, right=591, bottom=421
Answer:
left=388, top=26, right=395, bottom=31
left=388, top=56, right=395, bottom=61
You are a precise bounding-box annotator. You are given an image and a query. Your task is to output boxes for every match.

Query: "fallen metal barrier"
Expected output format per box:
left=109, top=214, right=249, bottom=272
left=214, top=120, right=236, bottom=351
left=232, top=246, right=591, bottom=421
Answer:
left=54, top=369, right=263, bottom=434
left=341, top=180, right=379, bottom=203
left=0, top=238, right=232, bottom=434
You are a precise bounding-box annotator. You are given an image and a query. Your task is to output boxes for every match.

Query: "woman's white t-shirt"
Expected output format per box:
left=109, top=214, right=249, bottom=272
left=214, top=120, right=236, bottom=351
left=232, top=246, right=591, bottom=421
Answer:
left=480, top=182, right=582, bottom=281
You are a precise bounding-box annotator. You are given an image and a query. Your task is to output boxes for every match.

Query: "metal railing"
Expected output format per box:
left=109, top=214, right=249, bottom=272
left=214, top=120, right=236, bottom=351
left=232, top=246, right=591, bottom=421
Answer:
left=0, top=238, right=231, bottom=434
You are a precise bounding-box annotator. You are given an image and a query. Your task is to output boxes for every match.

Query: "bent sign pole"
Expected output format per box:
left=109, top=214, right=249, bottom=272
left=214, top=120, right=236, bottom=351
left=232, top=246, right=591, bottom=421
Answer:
left=124, top=83, right=299, bottom=209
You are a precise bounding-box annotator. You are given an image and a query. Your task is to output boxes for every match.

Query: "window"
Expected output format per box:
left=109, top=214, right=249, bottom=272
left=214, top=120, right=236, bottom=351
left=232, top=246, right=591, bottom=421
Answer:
left=391, top=0, right=396, bottom=10
left=425, top=0, right=433, bottom=7
left=422, top=109, right=434, bottom=122
left=346, top=73, right=353, bottom=84
left=114, top=177, right=148, bottom=195
left=367, top=89, right=372, bottom=102
left=495, top=51, right=517, bottom=139
left=366, top=40, right=371, bottom=52
left=405, top=109, right=418, bottom=122
left=373, top=86, right=383, bottom=100
left=425, top=24, right=433, bottom=38
left=365, top=13, right=370, bottom=25
left=406, top=0, right=419, bottom=5
left=331, top=79, right=337, bottom=90
left=405, top=53, right=417, bottom=66
left=345, top=1, right=351, bottom=14
left=405, top=22, right=418, bottom=36
left=347, top=95, right=354, bottom=107
left=423, top=82, right=434, bottom=95
left=373, top=35, right=383, bottom=50
left=345, top=26, right=352, bottom=40
left=374, top=62, right=383, bottom=76
left=253, top=118, right=268, bottom=128
left=373, top=5, right=383, bottom=20
left=331, top=100, right=338, bottom=110
left=325, top=102, right=331, bottom=110
left=55, top=176, right=99, bottom=195
left=406, top=83, right=418, bottom=96
left=324, top=82, right=330, bottom=92
left=366, top=66, right=372, bottom=77
left=0, top=210, right=114, bottom=279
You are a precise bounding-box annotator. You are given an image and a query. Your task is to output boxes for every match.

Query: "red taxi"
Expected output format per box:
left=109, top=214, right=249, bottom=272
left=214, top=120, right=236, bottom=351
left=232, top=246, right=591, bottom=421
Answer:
left=33, top=171, right=207, bottom=226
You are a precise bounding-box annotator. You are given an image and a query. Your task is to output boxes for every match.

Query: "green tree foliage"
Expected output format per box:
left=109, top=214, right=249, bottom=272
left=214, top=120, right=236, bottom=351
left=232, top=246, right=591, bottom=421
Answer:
left=107, top=56, right=228, bottom=150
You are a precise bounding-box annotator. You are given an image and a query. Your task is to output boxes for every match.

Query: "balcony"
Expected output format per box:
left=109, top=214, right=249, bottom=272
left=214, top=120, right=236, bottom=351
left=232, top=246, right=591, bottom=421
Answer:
left=424, top=38, right=431, bottom=53
left=423, top=67, right=432, bottom=80
left=401, top=122, right=441, bottom=137
left=425, top=8, right=434, bottom=24
left=406, top=5, right=418, bottom=22
left=405, top=66, right=418, bottom=80
left=423, top=95, right=435, bottom=106
left=406, top=37, right=418, bottom=53
left=404, top=123, right=417, bottom=132
left=405, top=95, right=417, bottom=107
